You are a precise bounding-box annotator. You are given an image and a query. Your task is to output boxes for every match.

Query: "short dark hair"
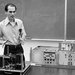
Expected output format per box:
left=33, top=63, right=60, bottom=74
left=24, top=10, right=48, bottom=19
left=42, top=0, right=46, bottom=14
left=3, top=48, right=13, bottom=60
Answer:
left=5, top=3, right=17, bottom=12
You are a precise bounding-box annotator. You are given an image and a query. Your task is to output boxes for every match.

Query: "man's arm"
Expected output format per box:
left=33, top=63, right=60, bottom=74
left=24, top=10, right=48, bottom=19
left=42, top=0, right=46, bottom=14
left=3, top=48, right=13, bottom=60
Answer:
left=20, top=21, right=26, bottom=44
left=0, top=23, right=3, bottom=38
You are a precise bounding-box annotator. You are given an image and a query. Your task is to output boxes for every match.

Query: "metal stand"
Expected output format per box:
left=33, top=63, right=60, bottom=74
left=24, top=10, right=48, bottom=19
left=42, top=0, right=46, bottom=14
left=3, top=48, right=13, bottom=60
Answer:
left=0, top=45, right=26, bottom=75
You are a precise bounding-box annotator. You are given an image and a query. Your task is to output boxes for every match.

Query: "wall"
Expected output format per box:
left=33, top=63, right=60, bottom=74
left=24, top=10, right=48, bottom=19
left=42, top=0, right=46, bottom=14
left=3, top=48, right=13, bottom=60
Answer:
left=67, top=0, right=75, bottom=40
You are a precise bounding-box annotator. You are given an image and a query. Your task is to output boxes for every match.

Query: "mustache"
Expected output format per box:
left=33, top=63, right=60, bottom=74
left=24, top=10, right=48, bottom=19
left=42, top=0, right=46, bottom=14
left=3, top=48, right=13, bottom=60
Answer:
left=11, top=15, right=14, bottom=18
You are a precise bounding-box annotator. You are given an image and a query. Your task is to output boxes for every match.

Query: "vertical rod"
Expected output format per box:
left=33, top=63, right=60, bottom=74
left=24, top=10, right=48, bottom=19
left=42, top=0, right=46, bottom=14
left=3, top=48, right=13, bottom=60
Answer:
left=7, top=46, right=9, bottom=55
left=64, top=0, right=67, bottom=42
left=21, top=54, right=23, bottom=70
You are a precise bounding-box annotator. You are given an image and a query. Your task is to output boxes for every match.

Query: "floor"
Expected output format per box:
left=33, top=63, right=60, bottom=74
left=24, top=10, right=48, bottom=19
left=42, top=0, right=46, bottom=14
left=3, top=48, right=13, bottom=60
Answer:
left=25, top=66, right=75, bottom=75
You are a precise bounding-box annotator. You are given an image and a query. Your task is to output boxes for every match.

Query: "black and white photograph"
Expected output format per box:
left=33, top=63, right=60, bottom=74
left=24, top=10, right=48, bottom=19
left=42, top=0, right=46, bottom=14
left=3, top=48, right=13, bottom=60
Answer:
left=0, top=0, right=75, bottom=75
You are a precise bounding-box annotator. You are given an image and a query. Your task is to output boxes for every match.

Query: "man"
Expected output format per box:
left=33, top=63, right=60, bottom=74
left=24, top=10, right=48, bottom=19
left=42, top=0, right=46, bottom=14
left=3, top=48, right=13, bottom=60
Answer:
left=0, top=3, right=26, bottom=69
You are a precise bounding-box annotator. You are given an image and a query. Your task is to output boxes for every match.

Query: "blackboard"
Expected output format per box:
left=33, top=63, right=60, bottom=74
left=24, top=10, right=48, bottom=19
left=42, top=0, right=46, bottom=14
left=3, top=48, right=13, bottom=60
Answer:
left=67, top=0, right=75, bottom=40
left=0, top=0, right=65, bottom=39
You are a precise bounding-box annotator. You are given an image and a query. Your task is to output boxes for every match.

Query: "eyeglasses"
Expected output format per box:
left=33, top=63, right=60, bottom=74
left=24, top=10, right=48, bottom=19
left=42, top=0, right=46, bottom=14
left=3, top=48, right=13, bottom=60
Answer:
left=9, top=11, right=15, bottom=13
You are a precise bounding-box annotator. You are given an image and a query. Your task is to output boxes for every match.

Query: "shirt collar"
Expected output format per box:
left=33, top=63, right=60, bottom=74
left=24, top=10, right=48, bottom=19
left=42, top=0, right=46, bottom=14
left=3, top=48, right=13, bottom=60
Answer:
left=5, top=17, right=18, bottom=26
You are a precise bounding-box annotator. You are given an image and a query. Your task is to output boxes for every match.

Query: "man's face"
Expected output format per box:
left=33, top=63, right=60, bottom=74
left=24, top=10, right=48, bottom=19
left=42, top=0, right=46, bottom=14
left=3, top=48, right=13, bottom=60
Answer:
left=6, top=5, right=16, bottom=19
